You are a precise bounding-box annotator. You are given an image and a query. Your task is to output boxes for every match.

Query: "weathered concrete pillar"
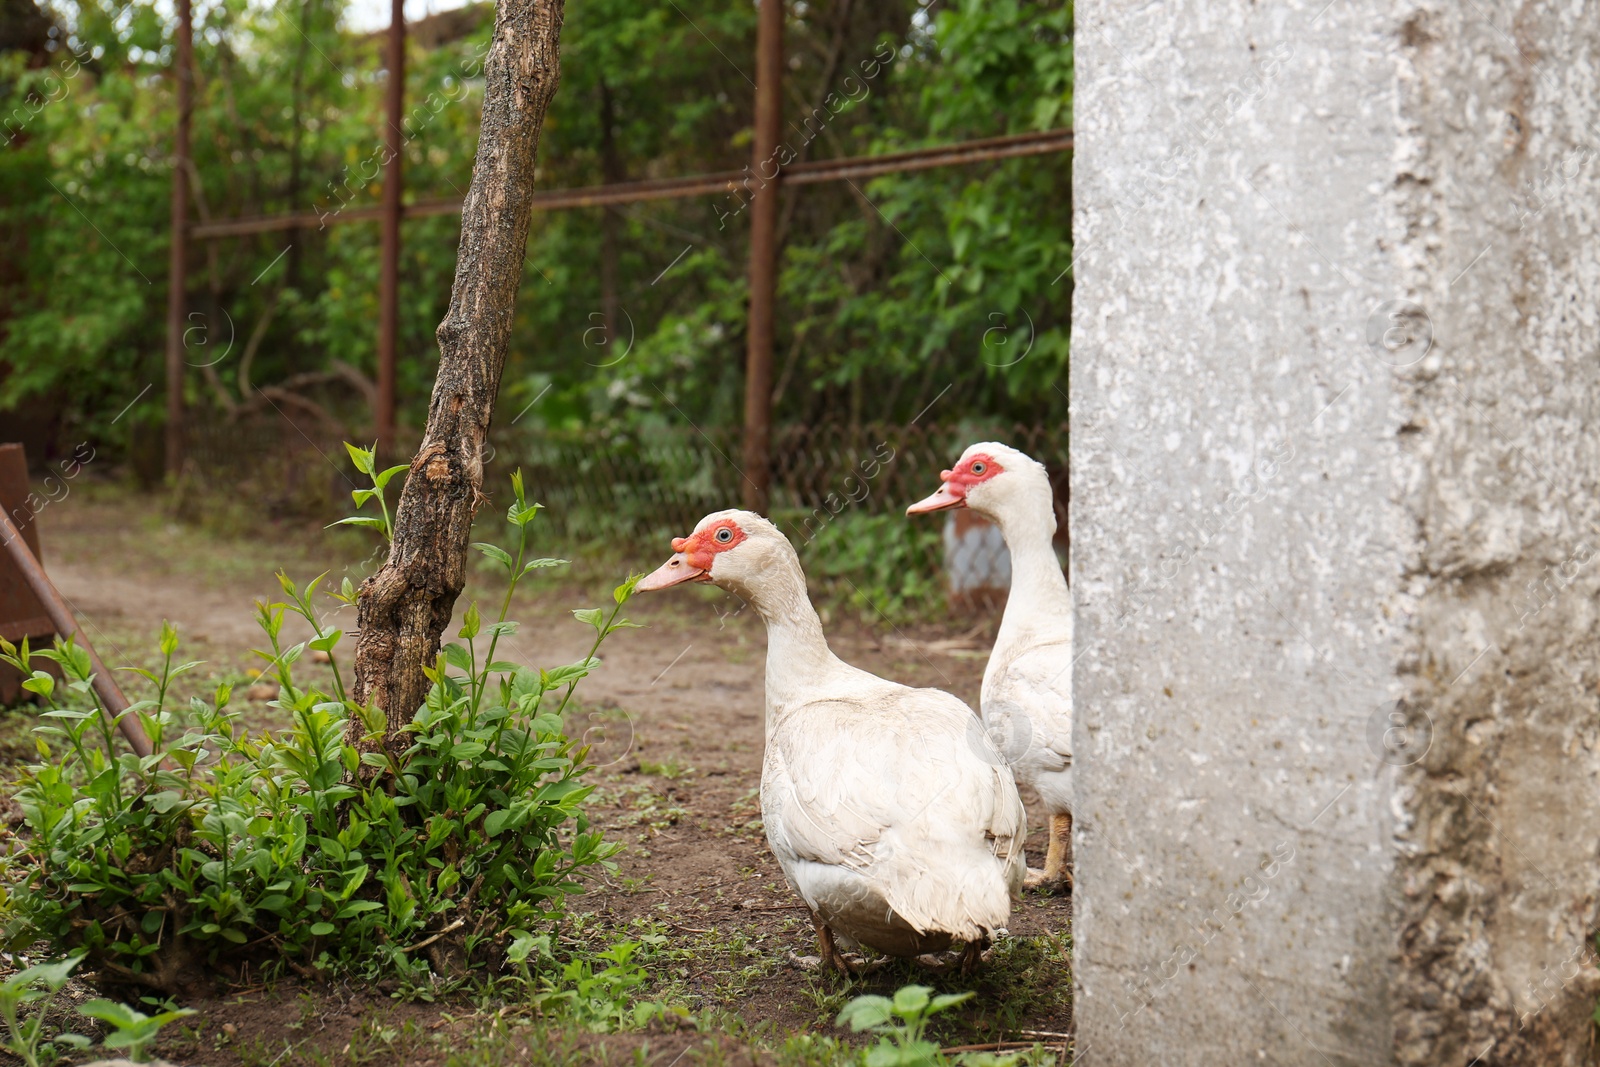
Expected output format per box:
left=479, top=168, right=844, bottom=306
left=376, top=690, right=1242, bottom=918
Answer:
left=1070, top=3, right=1600, bottom=1064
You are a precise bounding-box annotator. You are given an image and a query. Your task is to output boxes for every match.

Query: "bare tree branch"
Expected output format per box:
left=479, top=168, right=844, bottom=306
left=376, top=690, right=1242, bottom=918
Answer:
left=349, top=0, right=566, bottom=757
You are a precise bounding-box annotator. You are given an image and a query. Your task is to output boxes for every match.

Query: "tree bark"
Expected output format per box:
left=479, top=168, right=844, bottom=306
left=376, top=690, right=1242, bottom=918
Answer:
left=350, top=0, right=565, bottom=757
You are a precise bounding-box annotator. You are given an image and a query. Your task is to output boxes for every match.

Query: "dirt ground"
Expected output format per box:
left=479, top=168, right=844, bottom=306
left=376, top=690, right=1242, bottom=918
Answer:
left=9, top=484, right=1071, bottom=1064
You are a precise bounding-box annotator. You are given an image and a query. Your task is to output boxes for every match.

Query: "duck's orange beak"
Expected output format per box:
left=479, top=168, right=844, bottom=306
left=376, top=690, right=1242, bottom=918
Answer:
left=905, top=478, right=966, bottom=515
left=637, top=551, right=709, bottom=591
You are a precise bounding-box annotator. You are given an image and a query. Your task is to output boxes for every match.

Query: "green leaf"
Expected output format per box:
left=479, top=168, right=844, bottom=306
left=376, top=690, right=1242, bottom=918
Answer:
left=521, top=558, right=568, bottom=574
left=614, top=574, right=643, bottom=603
left=328, top=516, right=387, bottom=531
left=473, top=542, right=513, bottom=569
left=78, top=999, right=143, bottom=1029
left=836, top=994, right=895, bottom=1032
left=309, top=630, right=343, bottom=653
left=460, top=602, right=482, bottom=640
left=571, top=608, right=604, bottom=630
left=927, top=991, right=975, bottom=1014
left=373, top=463, right=409, bottom=490
left=343, top=442, right=376, bottom=476
left=508, top=502, right=543, bottom=528
left=158, top=620, right=179, bottom=657
left=891, top=984, right=932, bottom=1016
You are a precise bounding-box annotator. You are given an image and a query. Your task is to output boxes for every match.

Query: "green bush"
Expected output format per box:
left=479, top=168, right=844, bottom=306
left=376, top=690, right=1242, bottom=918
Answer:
left=0, top=471, right=636, bottom=992
left=800, top=513, right=947, bottom=623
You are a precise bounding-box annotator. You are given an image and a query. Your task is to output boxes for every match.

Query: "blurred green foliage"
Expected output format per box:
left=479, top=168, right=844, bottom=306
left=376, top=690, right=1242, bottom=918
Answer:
left=0, top=0, right=1070, bottom=446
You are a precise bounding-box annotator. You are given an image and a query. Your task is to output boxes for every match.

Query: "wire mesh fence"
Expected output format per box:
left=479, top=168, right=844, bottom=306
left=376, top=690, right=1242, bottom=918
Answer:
left=485, top=421, right=1066, bottom=535
left=182, top=415, right=1067, bottom=620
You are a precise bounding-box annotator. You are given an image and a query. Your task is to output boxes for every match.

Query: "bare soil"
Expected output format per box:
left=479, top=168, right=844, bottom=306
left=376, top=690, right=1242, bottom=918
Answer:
left=11, top=485, right=1071, bottom=1065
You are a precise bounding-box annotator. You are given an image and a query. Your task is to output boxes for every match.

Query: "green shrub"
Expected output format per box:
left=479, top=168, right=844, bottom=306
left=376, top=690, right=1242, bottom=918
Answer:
left=799, top=514, right=947, bottom=623
left=0, top=470, right=636, bottom=992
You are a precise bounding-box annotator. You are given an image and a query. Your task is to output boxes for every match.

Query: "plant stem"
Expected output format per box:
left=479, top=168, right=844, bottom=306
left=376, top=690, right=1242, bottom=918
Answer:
left=554, top=599, right=626, bottom=721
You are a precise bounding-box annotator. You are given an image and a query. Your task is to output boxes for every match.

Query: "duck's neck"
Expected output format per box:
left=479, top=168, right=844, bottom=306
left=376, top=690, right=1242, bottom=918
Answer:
left=744, top=565, right=849, bottom=710
left=988, top=495, right=1071, bottom=645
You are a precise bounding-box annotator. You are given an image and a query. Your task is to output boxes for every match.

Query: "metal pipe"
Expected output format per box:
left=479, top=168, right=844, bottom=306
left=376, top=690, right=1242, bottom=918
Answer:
left=785, top=131, right=1074, bottom=184
left=164, top=0, right=194, bottom=476
left=0, top=509, right=153, bottom=757
left=376, top=0, right=404, bottom=464
left=741, top=0, right=783, bottom=513
left=188, top=129, right=1073, bottom=239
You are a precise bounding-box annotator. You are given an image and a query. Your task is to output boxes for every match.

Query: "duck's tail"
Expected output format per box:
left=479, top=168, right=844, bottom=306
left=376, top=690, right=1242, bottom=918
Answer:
left=874, top=774, right=1027, bottom=940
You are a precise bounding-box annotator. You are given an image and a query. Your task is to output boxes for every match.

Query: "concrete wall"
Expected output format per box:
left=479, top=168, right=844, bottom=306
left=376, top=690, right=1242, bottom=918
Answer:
left=1070, top=3, right=1600, bottom=1064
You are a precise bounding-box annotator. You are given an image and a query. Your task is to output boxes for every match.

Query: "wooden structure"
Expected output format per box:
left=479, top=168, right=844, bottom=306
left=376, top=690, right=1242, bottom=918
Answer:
left=0, top=446, right=152, bottom=754
left=0, top=443, right=54, bottom=704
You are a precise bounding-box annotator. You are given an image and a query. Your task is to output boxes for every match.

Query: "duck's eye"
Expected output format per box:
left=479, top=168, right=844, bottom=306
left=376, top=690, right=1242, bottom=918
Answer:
left=971, top=461, right=986, bottom=475
left=715, top=527, right=733, bottom=543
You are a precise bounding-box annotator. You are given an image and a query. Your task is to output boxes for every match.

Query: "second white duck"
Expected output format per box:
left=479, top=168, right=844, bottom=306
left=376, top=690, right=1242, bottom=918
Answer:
left=637, top=509, right=1026, bottom=972
left=908, top=443, right=1073, bottom=890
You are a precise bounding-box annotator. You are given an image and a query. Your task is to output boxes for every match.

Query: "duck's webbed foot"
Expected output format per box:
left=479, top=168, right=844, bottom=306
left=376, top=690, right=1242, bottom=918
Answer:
left=1025, top=811, right=1074, bottom=893
left=794, top=909, right=884, bottom=975
left=914, top=936, right=992, bottom=975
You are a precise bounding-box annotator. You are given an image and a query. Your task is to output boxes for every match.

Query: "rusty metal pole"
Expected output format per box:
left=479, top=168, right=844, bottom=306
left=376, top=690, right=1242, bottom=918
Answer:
left=376, top=0, right=405, bottom=464
left=0, top=509, right=153, bottom=757
left=740, top=0, right=782, bottom=513
left=164, top=0, right=194, bottom=478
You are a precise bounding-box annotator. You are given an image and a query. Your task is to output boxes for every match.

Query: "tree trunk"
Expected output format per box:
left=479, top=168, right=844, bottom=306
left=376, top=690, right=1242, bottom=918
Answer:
left=350, top=0, right=566, bottom=757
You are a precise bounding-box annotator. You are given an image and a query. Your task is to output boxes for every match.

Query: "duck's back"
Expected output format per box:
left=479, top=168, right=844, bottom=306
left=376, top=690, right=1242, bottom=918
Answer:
left=761, top=682, right=1025, bottom=954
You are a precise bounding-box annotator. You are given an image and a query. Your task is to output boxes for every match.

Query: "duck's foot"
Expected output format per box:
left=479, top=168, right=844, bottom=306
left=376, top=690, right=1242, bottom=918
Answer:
left=841, top=953, right=887, bottom=975
left=787, top=950, right=885, bottom=975
left=1025, top=811, right=1074, bottom=893
left=803, top=909, right=885, bottom=975
left=914, top=938, right=992, bottom=975
left=1023, top=866, right=1073, bottom=892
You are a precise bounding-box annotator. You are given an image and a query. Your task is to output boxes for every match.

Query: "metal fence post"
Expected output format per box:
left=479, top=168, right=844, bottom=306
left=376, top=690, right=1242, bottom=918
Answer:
left=377, top=0, right=405, bottom=463
left=740, top=0, right=782, bottom=513
left=164, top=0, right=194, bottom=477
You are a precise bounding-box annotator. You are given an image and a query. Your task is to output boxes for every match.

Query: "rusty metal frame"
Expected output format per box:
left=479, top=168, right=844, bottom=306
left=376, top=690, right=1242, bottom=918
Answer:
left=186, top=129, right=1072, bottom=240
left=164, top=0, right=1072, bottom=494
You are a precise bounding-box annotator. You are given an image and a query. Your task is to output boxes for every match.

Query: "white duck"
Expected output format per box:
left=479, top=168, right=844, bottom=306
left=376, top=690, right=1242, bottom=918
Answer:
left=907, top=443, right=1073, bottom=890
left=637, top=509, right=1026, bottom=972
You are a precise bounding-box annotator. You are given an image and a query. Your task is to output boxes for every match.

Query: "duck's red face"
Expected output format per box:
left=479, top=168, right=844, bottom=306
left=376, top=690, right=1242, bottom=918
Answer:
left=637, top=517, right=748, bottom=591
left=905, top=453, right=1004, bottom=514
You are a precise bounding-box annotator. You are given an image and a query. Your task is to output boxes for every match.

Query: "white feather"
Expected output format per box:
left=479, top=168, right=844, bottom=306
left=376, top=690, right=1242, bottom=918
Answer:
left=686, top=510, right=1027, bottom=956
